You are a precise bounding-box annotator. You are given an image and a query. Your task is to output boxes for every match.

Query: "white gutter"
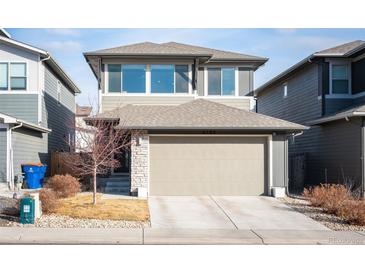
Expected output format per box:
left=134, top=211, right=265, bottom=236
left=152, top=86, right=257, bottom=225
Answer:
left=8, top=123, right=23, bottom=191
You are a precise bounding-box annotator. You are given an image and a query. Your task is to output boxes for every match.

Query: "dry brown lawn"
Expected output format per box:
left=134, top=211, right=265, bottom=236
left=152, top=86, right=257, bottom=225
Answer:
left=54, top=193, right=150, bottom=222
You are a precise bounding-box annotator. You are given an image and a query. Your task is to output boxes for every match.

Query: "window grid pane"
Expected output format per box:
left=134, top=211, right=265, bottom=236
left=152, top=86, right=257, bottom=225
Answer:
left=11, top=63, right=26, bottom=77
left=208, top=68, right=221, bottom=95
left=11, top=78, right=26, bottom=90
left=0, top=63, right=8, bottom=90
left=108, top=64, right=121, bottom=92
left=222, top=68, right=235, bottom=95
left=332, top=65, right=349, bottom=94
left=332, top=65, right=348, bottom=79
left=175, top=65, right=189, bottom=93
left=122, top=65, right=146, bottom=93
left=151, top=65, right=174, bottom=93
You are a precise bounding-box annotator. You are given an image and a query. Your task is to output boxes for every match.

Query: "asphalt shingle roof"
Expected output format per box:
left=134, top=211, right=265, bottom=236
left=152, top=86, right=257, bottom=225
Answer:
left=84, top=41, right=267, bottom=61
left=87, top=99, right=306, bottom=131
left=314, top=40, right=365, bottom=56
left=308, top=103, right=365, bottom=125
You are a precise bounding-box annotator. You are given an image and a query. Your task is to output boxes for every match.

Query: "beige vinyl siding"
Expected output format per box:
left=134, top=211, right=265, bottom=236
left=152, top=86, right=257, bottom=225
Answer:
left=149, top=136, right=267, bottom=196
left=207, top=97, right=251, bottom=110
left=102, top=95, right=251, bottom=111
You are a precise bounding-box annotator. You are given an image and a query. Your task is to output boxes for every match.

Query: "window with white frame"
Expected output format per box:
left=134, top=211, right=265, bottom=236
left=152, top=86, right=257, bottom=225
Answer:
left=57, top=80, right=61, bottom=104
left=0, top=62, right=27, bottom=90
left=331, top=64, right=350, bottom=94
left=0, top=63, right=8, bottom=90
left=10, top=63, right=27, bottom=90
left=283, top=83, right=288, bottom=98
left=207, top=67, right=235, bottom=96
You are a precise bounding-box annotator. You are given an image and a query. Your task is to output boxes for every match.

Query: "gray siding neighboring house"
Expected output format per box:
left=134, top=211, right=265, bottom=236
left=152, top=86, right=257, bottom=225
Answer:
left=0, top=30, right=80, bottom=189
left=256, top=40, right=365, bottom=195
left=0, top=129, right=7, bottom=184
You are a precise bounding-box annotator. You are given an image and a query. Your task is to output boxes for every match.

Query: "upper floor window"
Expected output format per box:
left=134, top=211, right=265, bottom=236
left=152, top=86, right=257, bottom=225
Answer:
left=0, top=62, right=27, bottom=90
left=107, top=64, right=189, bottom=94
left=151, top=65, right=174, bottom=93
left=0, top=63, right=8, bottom=90
left=10, top=63, right=27, bottom=90
left=331, top=64, right=349, bottom=94
left=207, top=67, right=235, bottom=96
left=108, top=64, right=146, bottom=93
left=122, top=65, right=146, bottom=93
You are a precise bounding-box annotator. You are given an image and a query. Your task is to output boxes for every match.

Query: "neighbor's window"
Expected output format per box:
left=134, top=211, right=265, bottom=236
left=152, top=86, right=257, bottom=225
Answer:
left=151, top=65, right=174, bottom=93
left=283, top=83, right=288, bottom=98
left=208, top=67, right=235, bottom=96
left=122, top=65, right=146, bottom=93
left=10, top=63, right=27, bottom=90
left=0, top=63, right=8, bottom=90
left=331, top=64, right=349, bottom=94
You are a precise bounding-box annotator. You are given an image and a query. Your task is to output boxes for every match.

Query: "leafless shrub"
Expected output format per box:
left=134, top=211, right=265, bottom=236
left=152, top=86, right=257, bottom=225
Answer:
left=39, top=189, right=58, bottom=214
left=45, top=174, right=80, bottom=199
left=303, top=184, right=351, bottom=213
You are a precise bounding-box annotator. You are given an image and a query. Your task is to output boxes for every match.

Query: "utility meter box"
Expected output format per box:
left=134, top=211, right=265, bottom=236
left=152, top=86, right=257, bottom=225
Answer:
left=20, top=197, right=35, bottom=224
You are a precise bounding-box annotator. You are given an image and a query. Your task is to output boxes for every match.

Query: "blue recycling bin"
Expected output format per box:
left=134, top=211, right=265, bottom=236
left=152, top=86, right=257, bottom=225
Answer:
left=22, top=164, right=46, bottom=189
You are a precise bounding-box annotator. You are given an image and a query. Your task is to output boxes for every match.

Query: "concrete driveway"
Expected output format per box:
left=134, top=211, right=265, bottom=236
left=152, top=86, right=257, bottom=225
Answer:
left=149, top=196, right=329, bottom=230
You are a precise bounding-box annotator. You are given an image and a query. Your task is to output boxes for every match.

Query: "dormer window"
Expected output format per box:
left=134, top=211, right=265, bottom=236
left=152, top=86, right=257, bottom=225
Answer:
left=330, top=63, right=350, bottom=94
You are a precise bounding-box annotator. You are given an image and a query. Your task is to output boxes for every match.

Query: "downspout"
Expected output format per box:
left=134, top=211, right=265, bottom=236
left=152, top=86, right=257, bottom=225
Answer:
left=9, top=123, right=23, bottom=190
left=361, top=117, right=365, bottom=198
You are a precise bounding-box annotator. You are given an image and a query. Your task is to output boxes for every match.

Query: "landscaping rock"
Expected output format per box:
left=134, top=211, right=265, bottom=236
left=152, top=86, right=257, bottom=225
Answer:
left=280, top=196, right=365, bottom=231
left=7, top=214, right=150, bottom=229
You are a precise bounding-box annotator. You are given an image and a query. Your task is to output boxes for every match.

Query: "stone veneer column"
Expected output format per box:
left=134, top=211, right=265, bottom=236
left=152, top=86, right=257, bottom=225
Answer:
left=130, top=130, right=149, bottom=195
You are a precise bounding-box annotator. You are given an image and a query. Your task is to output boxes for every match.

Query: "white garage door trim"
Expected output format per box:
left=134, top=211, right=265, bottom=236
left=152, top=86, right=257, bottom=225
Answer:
left=148, top=134, right=273, bottom=195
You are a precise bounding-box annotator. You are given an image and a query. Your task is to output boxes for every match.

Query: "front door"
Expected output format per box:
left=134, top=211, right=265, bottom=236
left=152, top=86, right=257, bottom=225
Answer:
left=114, top=148, right=130, bottom=173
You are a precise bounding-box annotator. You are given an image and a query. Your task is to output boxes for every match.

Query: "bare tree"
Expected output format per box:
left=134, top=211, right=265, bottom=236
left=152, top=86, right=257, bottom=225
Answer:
left=64, top=119, right=134, bottom=205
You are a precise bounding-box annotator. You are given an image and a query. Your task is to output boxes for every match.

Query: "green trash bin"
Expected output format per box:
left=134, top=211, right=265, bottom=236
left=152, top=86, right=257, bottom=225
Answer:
left=20, top=197, right=35, bottom=224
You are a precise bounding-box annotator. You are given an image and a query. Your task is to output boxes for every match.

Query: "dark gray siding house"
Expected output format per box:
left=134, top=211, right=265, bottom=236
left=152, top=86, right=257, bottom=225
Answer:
left=256, top=40, right=365, bottom=196
left=0, top=29, right=80, bottom=190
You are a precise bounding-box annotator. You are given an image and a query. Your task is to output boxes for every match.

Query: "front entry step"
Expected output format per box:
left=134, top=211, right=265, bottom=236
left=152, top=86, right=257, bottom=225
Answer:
left=97, top=174, right=131, bottom=195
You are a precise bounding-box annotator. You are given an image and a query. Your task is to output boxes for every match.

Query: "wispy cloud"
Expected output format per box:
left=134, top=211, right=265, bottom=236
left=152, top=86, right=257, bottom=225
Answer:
left=42, top=40, right=82, bottom=52
left=275, top=28, right=297, bottom=35
left=46, top=28, right=80, bottom=36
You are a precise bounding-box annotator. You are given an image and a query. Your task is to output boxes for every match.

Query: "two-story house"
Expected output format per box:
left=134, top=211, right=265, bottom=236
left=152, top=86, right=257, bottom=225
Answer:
left=84, top=42, right=306, bottom=197
left=0, top=29, right=80, bottom=190
left=256, top=40, right=365, bottom=196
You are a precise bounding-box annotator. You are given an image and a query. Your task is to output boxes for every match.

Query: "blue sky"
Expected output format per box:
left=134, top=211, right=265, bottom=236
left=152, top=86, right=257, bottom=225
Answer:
left=6, top=28, right=365, bottom=105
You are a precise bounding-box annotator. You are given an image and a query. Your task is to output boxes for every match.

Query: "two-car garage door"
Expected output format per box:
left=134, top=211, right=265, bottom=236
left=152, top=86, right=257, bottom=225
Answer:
left=149, top=136, right=268, bottom=196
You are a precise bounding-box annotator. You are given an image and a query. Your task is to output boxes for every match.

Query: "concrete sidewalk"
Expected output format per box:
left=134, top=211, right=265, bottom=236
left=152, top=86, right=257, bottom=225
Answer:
left=0, top=227, right=364, bottom=244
